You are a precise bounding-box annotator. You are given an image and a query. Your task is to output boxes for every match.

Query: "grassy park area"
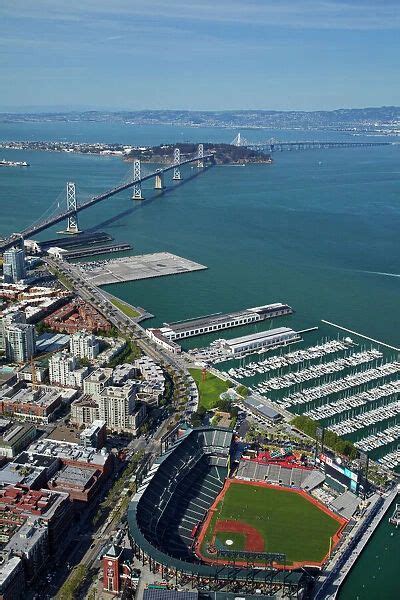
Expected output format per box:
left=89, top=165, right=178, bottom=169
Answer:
left=109, top=296, right=140, bottom=318
left=189, top=368, right=232, bottom=410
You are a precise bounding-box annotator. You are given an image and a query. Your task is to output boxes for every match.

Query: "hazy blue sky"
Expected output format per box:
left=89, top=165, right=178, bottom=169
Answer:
left=1, top=0, right=399, bottom=111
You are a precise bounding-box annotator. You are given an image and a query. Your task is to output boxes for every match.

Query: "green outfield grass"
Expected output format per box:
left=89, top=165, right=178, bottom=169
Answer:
left=189, top=368, right=232, bottom=410
left=201, top=482, right=342, bottom=565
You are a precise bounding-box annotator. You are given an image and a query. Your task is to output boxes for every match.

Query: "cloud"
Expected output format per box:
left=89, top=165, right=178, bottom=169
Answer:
left=1, top=0, right=400, bottom=30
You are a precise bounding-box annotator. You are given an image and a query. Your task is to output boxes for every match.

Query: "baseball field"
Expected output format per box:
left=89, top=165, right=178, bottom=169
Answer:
left=196, top=480, right=346, bottom=567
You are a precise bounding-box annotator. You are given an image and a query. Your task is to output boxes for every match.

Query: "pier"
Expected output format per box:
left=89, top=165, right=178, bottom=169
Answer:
left=62, top=243, right=132, bottom=259
left=158, top=303, right=293, bottom=341
left=315, top=487, right=398, bottom=599
left=76, top=252, right=207, bottom=286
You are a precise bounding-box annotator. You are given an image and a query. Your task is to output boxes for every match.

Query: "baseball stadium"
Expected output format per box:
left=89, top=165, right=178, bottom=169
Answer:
left=128, top=427, right=349, bottom=596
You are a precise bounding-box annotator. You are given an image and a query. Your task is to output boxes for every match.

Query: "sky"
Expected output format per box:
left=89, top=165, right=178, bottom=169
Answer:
left=0, top=0, right=399, bottom=112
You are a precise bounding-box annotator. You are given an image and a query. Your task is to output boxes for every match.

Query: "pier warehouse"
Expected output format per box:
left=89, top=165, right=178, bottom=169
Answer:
left=158, top=303, right=293, bottom=341
left=220, top=327, right=300, bottom=357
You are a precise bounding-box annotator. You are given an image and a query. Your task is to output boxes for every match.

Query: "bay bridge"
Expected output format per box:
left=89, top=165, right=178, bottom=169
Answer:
left=232, top=132, right=392, bottom=152
left=0, top=145, right=213, bottom=252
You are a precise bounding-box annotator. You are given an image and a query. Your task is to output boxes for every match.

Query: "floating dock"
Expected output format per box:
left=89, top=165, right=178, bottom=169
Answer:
left=159, top=303, right=293, bottom=341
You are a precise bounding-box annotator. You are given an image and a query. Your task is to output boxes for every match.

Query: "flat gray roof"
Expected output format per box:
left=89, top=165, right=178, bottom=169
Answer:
left=243, top=395, right=282, bottom=420
left=165, top=304, right=289, bottom=333
left=224, top=327, right=294, bottom=347
left=330, top=490, right=360, bottom=519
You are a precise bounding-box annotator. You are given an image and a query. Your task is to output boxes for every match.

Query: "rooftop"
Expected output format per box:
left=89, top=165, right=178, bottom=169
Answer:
left=51, top=465, right=96, bottom=489
left=0, top=423, right=35, bottom=447
left=242, top=395, right=282, bottom=420
left=27, top=439, right=109, bottom=467
left=0, top=462, right=45, bottom=488
left=0, top=554, right=22, bottom=587
left=5, top=518, right=47, bottom=554
left=223, top=327, right=295, bottom=347
left=162, top=303, right=289, bottom=333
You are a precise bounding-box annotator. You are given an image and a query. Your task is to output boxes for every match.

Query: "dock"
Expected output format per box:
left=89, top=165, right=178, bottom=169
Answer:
left=314, top=487, right=398, bottom=599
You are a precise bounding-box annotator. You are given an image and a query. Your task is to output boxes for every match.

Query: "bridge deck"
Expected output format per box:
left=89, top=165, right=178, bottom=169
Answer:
left=0, top=153, right=213, bottom=250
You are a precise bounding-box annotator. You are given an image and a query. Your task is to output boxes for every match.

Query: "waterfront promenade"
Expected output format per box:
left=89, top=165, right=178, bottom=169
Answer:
left=314, top=487, right=398, bottom=599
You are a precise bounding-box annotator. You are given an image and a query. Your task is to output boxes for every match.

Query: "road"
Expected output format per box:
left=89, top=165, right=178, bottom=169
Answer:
left=41, top=256, right=197, bottom=596
left=45, top=256, right=188, bottom=372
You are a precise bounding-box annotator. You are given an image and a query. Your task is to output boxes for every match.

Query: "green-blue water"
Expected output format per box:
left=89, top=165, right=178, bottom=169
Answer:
left=0, top=122, right=399, bottom=596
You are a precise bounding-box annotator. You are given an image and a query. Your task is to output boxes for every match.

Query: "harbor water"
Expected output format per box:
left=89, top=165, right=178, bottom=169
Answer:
left=0, top=121, right=399, bottom=595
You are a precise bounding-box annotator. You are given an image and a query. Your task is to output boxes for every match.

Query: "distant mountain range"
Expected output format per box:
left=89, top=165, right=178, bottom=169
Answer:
left=1, top=107, right=399, bottom=130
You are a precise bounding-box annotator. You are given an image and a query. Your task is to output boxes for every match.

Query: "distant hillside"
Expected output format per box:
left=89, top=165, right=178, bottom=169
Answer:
left=1, top=106, right=399, bottom=131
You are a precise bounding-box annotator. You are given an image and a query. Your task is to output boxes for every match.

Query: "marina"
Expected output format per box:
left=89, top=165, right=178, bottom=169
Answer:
left=276, top=361, right=400, bottom=409
left=379, top=449, right=400, bottom=471
left=251, top=348, right=382, bottom=393
left=187, top=323, right=399, bottom=470
left=304, top=380, right=400, bottom=421
left=354, top=424, right=400, bottom=452
left=329, top=402, right=400, bottom=436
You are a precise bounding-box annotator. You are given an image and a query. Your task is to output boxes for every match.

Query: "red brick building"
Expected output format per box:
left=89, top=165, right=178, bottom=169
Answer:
left=43, top=298, right=111, bottom=333
left=102, top=544, right=134, bottom=595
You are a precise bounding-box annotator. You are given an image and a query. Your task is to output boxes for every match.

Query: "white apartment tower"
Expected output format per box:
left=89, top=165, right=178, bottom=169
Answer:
left=98, top=383, right=136, bottom=433
left=0, top=310, right=26, bottom=352
left=5, top=323, right=35, bottom=363
left=49, top=351, right=78, bottom=387
left=3, top=246, right=27, bottom=283
left=70, top=331, right=99, bottom=360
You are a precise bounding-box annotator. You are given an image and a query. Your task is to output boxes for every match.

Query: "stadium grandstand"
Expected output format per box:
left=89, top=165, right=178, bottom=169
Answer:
left=236, top=460, right=325, bottom=492
left=128, top=427, right=308, bottom=595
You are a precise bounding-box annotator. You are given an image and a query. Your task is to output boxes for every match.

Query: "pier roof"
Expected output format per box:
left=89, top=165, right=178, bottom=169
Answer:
left=163, top=303, right=289, bottom=334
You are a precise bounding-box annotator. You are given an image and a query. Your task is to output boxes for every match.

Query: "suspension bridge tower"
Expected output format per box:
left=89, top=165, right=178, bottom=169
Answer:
left=197, top=144, right=204, bottom=168
left=132, top=159, right=144, bottom=200
left=65, top=182, right=80, bottom=234
left=173, top=147, right=181, bottom=180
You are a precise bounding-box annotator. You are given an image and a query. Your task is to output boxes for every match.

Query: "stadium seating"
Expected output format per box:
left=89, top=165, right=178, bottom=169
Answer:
left=236, top=459, right=317, bottom=490
left=133, top=427, right=233, bottom=561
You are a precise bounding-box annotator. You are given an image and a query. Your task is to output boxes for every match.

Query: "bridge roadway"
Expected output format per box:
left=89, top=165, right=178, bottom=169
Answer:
left=0, top=152, right=213, bottom=251
left=249, top=141, right=392, bottom=152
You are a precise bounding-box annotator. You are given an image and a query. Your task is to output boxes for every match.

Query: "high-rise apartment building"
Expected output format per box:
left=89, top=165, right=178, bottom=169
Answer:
left=98, top=383, right=137, bottom=433
left=0, top=310, right=26, bottom=352
left=4, top=323, right=35, bottom=363
left=3, top=247, right=27, bottom=283
left=69, top=331, right=99, bottom=360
